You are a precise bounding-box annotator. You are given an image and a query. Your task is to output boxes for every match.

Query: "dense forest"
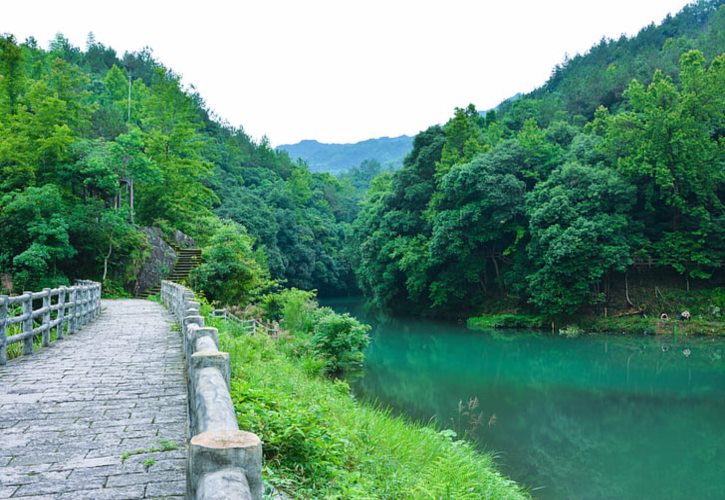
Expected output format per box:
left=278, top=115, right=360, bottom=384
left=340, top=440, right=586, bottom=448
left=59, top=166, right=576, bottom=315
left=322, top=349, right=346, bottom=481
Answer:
left=0, top=33, right=357, bottom=297
left=351, top=0, right=724, bottom=320
left=1, top=0, right=723, bottom=327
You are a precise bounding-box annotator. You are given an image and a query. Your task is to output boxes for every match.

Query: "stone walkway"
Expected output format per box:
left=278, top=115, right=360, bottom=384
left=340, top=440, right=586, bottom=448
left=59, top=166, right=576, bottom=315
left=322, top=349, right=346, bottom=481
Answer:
left=0, top=300, right=188, bottom=499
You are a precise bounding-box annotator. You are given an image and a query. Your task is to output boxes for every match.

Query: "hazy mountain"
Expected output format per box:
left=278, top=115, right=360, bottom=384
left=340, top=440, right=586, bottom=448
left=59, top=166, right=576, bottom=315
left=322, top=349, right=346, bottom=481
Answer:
left=278, top=135, right=414, bottom=173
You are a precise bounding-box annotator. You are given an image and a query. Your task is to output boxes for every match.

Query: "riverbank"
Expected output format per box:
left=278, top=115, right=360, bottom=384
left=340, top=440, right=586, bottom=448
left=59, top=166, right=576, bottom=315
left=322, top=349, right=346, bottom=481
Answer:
left=325, top=297, right=725, bottom=499
left=467, top=313, right=723, bottom=336
left=211, top=318, right=527, bottom=499
left=467, top=287, right=724, bottom=336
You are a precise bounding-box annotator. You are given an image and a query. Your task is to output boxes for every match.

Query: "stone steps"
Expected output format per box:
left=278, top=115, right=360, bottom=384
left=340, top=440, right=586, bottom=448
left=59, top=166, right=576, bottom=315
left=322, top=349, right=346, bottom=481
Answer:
left=138, top=248, right=202, bottom=298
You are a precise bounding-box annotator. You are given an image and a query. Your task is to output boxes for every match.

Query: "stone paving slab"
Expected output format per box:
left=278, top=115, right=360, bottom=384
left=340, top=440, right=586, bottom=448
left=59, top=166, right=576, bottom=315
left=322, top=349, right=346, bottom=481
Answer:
left=0, top=299, right=188, bottom=499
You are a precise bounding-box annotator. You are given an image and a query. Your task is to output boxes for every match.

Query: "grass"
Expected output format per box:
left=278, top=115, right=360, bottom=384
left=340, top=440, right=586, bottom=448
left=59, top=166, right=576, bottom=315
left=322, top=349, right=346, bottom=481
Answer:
left=120, top=440, right=178, bottom=462
left=467, top=313, right=547, bottom=330
left=468, top=312, right=723, bottom=336
left=582, top=315, right=723, bottom=336
left=5, top=319, right=65, bottom=360
left=219, top=330, right=527, bottom=499
left=467, top=287, right=724, bottom=336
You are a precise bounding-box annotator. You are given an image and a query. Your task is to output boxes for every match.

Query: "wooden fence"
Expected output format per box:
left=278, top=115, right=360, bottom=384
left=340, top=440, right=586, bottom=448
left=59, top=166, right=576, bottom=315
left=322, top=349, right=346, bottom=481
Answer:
left=0, top=280, right=102, bottom=365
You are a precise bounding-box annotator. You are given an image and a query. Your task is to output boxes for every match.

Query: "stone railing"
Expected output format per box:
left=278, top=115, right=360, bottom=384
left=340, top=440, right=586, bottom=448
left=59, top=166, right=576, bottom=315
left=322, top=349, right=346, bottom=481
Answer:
left=0, top=280, right=102, bottom=365
left=161, top=280, right=263, bottom=500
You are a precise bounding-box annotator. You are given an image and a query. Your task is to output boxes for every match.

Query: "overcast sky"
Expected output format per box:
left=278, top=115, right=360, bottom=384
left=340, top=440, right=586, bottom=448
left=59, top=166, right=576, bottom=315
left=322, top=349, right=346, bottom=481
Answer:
left=3, top=0, right=692, bottom=145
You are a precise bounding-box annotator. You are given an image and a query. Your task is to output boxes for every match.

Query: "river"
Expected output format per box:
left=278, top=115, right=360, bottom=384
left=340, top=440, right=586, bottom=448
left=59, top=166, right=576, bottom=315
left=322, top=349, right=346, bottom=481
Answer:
left=324, top=297, right=725, bottom=500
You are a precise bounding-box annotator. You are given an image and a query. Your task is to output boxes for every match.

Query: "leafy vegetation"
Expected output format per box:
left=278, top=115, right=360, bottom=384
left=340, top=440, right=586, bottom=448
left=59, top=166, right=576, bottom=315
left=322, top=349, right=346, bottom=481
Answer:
left=468, top=314, right=548, bottom=330
left=258, top=288, right=370, bottom=375
left=0, top=33, right=357, bottom=296
left=218, top=324, right=526, bottom=499
left=189, top=221, right=271, bottom=305
left=352, top=1, right=724, bottom=324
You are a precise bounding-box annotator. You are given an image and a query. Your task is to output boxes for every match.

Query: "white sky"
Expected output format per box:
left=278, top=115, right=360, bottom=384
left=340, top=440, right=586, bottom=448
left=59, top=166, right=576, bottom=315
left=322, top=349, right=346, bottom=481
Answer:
left=3, top=0, right=692, bottom=146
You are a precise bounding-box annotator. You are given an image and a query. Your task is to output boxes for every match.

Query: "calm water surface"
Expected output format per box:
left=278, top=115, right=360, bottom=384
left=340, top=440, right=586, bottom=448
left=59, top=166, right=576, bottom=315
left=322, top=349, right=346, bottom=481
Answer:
left=324, top=297, right=725, bottom=500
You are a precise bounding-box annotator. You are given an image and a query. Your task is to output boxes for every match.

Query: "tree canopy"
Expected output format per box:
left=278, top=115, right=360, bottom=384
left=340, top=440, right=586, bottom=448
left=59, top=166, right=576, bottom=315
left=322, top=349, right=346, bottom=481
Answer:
left=352, top=25, right=724, bottom=319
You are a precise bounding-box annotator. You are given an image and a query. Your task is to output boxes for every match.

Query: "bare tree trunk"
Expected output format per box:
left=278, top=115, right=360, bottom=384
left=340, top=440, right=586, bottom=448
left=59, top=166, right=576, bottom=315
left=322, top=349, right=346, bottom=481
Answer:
left=102, top=242, right=112, bottom=282
left=625, top=272, right=635, bottom=308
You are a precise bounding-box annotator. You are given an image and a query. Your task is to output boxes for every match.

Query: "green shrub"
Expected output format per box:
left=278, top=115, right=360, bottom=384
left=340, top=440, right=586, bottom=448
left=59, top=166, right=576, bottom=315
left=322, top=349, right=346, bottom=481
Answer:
left=467, top=313, right=547, bottom=330
left=190, top=221, right=272, bottom=305
left=260, top=288, right=317, bottom=332
left=558, top=324, right=583, bottom=338
left=103, top=279, right=132, bottom=298
left=261, top=289, right=370, bottom=374
left=310, top=307, right=370, bottom=373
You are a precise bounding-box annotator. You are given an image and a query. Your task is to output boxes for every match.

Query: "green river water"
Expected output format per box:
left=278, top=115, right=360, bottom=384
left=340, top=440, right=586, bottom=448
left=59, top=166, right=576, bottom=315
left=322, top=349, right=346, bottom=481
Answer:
left=325, top=297, right=725, bottom=500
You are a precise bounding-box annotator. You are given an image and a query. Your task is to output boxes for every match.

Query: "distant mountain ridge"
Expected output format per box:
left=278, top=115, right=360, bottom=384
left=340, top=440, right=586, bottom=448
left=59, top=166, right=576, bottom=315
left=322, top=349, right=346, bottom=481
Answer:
left=278, top=135, right=414, bottom=173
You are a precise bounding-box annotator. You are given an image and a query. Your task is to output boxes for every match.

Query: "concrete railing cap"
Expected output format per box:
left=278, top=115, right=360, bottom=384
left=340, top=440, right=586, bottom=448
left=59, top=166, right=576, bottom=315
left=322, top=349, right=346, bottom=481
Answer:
left=191, top=430, right=261, bottom=449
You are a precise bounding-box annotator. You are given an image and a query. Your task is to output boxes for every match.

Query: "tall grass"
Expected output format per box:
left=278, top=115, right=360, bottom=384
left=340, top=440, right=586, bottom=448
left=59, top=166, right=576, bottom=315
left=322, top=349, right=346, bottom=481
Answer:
left=220, top=331, right=527, bottom=499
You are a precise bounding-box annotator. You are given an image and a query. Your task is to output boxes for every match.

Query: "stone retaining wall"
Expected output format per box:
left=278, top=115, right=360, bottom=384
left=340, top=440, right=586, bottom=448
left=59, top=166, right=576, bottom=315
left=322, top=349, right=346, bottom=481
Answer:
left=161, top=280, right=263, bottom=500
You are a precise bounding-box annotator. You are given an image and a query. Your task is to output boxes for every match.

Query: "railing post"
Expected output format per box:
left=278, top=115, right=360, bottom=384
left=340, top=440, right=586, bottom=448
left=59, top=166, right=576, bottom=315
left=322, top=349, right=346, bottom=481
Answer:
left=77, top=287, right=83, bottom=328
left=81, top=287, right=88, bottom=326
left=189, top=431, right=263, bottom=500
left=22, top=292, right=33, bottom=355
left=85, top=286, right=91, bottom=325
left=41, top=288, right=51, bottom=347
left=0, top=295, right=7, bottom=365
left=69, top=287, right=78, bottom=334
left=92, top=285, right=98, bottom=318
left=57, top=286, right=66, bottom=340
left=96, top=284, right=102, bottom=317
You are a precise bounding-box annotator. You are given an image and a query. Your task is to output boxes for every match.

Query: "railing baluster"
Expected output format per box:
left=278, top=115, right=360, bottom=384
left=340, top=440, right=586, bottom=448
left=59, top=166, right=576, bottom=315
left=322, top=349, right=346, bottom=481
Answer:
left=0, top=295, right=7, bottom=365
left=83, top=287, right=89, bottom=326
left=42, top=288, right=51, bottom=347
left=57, top=286, right=66, bottom=339
left=69, top=287, right=77, bottom=334
left=80, top=287, right=85, bottom=327
left=22, top=292, right=33, bottom=355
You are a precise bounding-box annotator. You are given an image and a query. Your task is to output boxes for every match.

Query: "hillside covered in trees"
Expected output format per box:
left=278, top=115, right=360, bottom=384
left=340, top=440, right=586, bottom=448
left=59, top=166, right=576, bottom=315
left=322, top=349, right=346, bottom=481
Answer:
left=0, top=33, right=357, bottom=297
left=277, top=135, right=413, bottom=174
left=1, top=0, right=723, bottom=328
left=351, top=0, right=724, bottom=322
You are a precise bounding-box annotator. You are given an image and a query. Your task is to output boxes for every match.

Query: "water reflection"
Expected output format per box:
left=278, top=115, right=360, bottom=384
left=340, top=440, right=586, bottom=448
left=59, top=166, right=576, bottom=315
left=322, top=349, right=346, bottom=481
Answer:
left=326, top=298, right=725, bottom=500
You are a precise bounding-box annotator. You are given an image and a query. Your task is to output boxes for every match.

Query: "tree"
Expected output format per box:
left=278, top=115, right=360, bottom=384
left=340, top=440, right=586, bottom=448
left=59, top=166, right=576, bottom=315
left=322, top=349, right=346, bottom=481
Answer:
left=352, top=126, right=445, bottom=311
left=525, top=163, right=636, bottom=317
left=0, top=35, right=23, bottom=113
left=599, top=50, right=724, bottom=279
left=428, top=145, right=527, bottom=309
left=435, top=104, right=485, bottom=181
left=97, top=209, right=145, bottom=283
left=0, top=185, right=76, bottom=290
left=190, top=222, right=271, bottom=305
